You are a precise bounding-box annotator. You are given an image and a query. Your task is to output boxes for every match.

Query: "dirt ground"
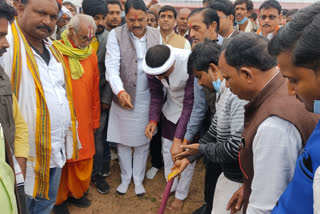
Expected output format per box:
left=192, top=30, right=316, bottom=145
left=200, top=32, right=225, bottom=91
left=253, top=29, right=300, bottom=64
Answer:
left=67, top=158, right=206, bottom=214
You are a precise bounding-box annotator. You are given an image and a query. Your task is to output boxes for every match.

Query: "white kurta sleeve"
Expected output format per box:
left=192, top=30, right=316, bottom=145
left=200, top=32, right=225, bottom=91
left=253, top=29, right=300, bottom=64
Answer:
left=247, top=116, right=302, bottom=214
left=105, top=30, right=125, bottom=95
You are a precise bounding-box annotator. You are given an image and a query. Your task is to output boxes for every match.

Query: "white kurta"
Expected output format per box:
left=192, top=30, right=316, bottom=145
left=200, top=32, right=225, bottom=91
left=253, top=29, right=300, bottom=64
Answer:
left=314, top=166, right=320, bottom=214
left=105, top=30, right=150, bottom=147
left=247, top=116, right=302, bottom=214
left=1, top=21, right=76, bottom=197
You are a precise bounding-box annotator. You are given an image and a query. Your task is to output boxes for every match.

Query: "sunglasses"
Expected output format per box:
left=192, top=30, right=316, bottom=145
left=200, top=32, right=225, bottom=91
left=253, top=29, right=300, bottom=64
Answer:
left=259, top=14, right=278, bottom=20
left=75, top=31, right=94, bottom=42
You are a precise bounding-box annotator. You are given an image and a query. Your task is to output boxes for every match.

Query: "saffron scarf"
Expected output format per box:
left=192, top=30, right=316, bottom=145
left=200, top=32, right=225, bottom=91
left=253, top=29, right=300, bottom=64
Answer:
left=53, top=30, right=92, bottom=80
left=10, top=20, right=78, bottom=199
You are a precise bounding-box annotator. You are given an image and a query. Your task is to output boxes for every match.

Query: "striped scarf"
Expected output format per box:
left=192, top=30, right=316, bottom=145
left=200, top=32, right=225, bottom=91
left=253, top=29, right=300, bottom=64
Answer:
left=10, top=20, right=78, bottom=199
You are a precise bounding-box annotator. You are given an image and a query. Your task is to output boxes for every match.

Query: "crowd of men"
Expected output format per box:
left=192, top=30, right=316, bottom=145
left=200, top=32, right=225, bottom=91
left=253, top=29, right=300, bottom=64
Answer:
left=0, top=0, right=319, bottom=214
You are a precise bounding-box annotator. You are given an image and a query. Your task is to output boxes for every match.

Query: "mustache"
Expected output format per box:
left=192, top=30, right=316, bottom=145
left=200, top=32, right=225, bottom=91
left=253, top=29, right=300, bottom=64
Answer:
left=97, top=25, right=105, bottom=29
left=132, top=26, right=142, bottom=30
left=263, top=24, right=272, bottom=27
left=36, top=25, right=52, bottom=33
left=0, top=48, right=7, bottom=55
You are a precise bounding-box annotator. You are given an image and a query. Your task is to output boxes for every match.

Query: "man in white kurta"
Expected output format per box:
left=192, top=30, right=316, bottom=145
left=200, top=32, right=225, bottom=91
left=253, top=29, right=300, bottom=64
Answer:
left=105, top=0, right=161, bottom=196
left=143, top=45, right=195, bottom=211
left=1, top=0, right=79, bottom=213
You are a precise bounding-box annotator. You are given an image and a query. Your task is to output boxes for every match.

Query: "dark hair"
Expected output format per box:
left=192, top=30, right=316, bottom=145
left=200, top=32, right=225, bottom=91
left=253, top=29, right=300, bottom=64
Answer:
left=147, top=10, right=158, bottom=22
left=259, top=0, right=282, bottom=15
left=63, top=1, right=76, bottom=10
left=287, top=8, right=299, bottom=17
left=209, top=0, right=234, bottom=16
left=21, top=0, right=62, bottom=11
left=188, top=40, right=221, bottom=75
left=0, top=1, right=15, bottom=22
left=269, top=3, right=320, bottom=71
left=145, top=45, right=170, bottom=68
left=82, top=0, right=108, bottom=16
left=225, top=33, right=277, bottom=71
left=234, top=0, right=253, bottom=11
left=249, top=12, right=257, bottom=20
left=125, top=0, right=147, bottom=15
left=189, top=8, right=220, bottom=32
left=281, top=9, right=289, bottom=16
left=106, top=0, right=122, bottom=11
left=159, top=5, right=177, bottom=19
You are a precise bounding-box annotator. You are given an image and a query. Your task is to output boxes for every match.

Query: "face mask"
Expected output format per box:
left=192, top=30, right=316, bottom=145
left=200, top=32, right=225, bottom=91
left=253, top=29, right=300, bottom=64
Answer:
left=314, top=100, right=320, bottom=114
left=209, top=67, right=221, bottom=92
left=235, top=17, right=248, bottom=25
left=212, top=78, right=222, bottom=92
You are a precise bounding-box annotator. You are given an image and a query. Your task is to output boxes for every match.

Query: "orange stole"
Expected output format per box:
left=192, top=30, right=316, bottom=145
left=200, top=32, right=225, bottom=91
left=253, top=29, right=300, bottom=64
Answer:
left=55, top=158, right=93, bottom=205
left=59, top=40, right=101, bottom=162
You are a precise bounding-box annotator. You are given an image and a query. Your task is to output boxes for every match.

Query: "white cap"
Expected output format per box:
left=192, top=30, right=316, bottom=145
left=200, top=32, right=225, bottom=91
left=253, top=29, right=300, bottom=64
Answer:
left=143, top=45, right=176, bottom=76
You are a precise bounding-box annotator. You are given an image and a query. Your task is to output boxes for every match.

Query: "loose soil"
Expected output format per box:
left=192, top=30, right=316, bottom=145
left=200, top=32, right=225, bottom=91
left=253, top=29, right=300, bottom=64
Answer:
left=67, top=158, right=205, bottom=214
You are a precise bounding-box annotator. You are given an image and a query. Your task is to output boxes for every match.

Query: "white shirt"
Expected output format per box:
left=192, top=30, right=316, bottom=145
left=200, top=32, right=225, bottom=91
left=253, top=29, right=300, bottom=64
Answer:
left=105, top=30, right=124, bottom=95
left=314, top=166, right=320, bottom=214
left=176, top=27, right=190, bottom=38
left=247, top=116, right=302, bottom=214
left=131, top=32, right=149, bottom=93
left=105, top=28, right=161, bottom=147
left=106, top=29, right=163, bottom=95
left=217, top=34, right=224, bottom=45
left=105, top=30, right=150, bottom=95
left=258, top=30, right=276, bottom=40
left=236, top=19, right=254, bottom=33
left=33, top=44, right=71, bottom=168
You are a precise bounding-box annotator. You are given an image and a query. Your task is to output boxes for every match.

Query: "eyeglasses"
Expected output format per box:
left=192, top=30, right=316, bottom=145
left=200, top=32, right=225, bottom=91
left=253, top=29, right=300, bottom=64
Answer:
left=75, top=31, right=94, bottom=42
left=259, top=14, right=278, bottom=20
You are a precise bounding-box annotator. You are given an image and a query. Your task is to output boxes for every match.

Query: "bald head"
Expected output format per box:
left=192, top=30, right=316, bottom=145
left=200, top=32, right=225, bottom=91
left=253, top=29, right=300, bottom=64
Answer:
left=68, top=14, right=96, bottom=33
left=177, top=8, right=191, bottom=34
left=178, top=8, right=191, bottom=17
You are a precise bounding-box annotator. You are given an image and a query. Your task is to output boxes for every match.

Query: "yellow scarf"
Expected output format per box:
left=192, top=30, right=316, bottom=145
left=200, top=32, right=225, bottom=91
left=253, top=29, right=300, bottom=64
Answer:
left=11, top=20, right=78, bottom=199
left=90, top=36, right=99, bottom=53
left=53, top=30, right=92, bottom=80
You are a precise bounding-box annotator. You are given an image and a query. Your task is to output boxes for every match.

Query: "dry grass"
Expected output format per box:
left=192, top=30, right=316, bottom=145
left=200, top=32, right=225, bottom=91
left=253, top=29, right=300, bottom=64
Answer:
left=67, top=158, right=205, bottom=214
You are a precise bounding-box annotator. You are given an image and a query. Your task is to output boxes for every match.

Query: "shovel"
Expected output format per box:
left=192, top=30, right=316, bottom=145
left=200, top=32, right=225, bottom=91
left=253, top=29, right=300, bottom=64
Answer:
left=158, top=169, right=179, bottom=214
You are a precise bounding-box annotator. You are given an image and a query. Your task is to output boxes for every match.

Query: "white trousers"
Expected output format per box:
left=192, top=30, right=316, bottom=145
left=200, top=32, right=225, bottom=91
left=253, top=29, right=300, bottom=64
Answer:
left=211, top=173, right=243, bottom=214
left=117, top=143, right=149, bottom=186
left=162, top=137, right=196, bottom=200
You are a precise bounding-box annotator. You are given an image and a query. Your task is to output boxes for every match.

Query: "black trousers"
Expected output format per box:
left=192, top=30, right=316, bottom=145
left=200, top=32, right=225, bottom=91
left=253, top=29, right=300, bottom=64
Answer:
left=204, top=160, right=222, bottom=212
left=149, top=123, right=163, bottom=169
left=92, top=109, right=110, bottom=177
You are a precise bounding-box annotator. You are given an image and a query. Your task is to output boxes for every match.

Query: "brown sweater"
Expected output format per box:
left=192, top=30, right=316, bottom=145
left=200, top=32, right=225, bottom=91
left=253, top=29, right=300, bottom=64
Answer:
left=240, top=73, right=319, bottom=213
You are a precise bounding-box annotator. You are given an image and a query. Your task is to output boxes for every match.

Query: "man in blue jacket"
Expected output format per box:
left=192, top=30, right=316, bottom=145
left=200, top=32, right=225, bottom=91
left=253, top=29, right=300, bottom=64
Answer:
left=268, top=3, right=320, bottom=213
